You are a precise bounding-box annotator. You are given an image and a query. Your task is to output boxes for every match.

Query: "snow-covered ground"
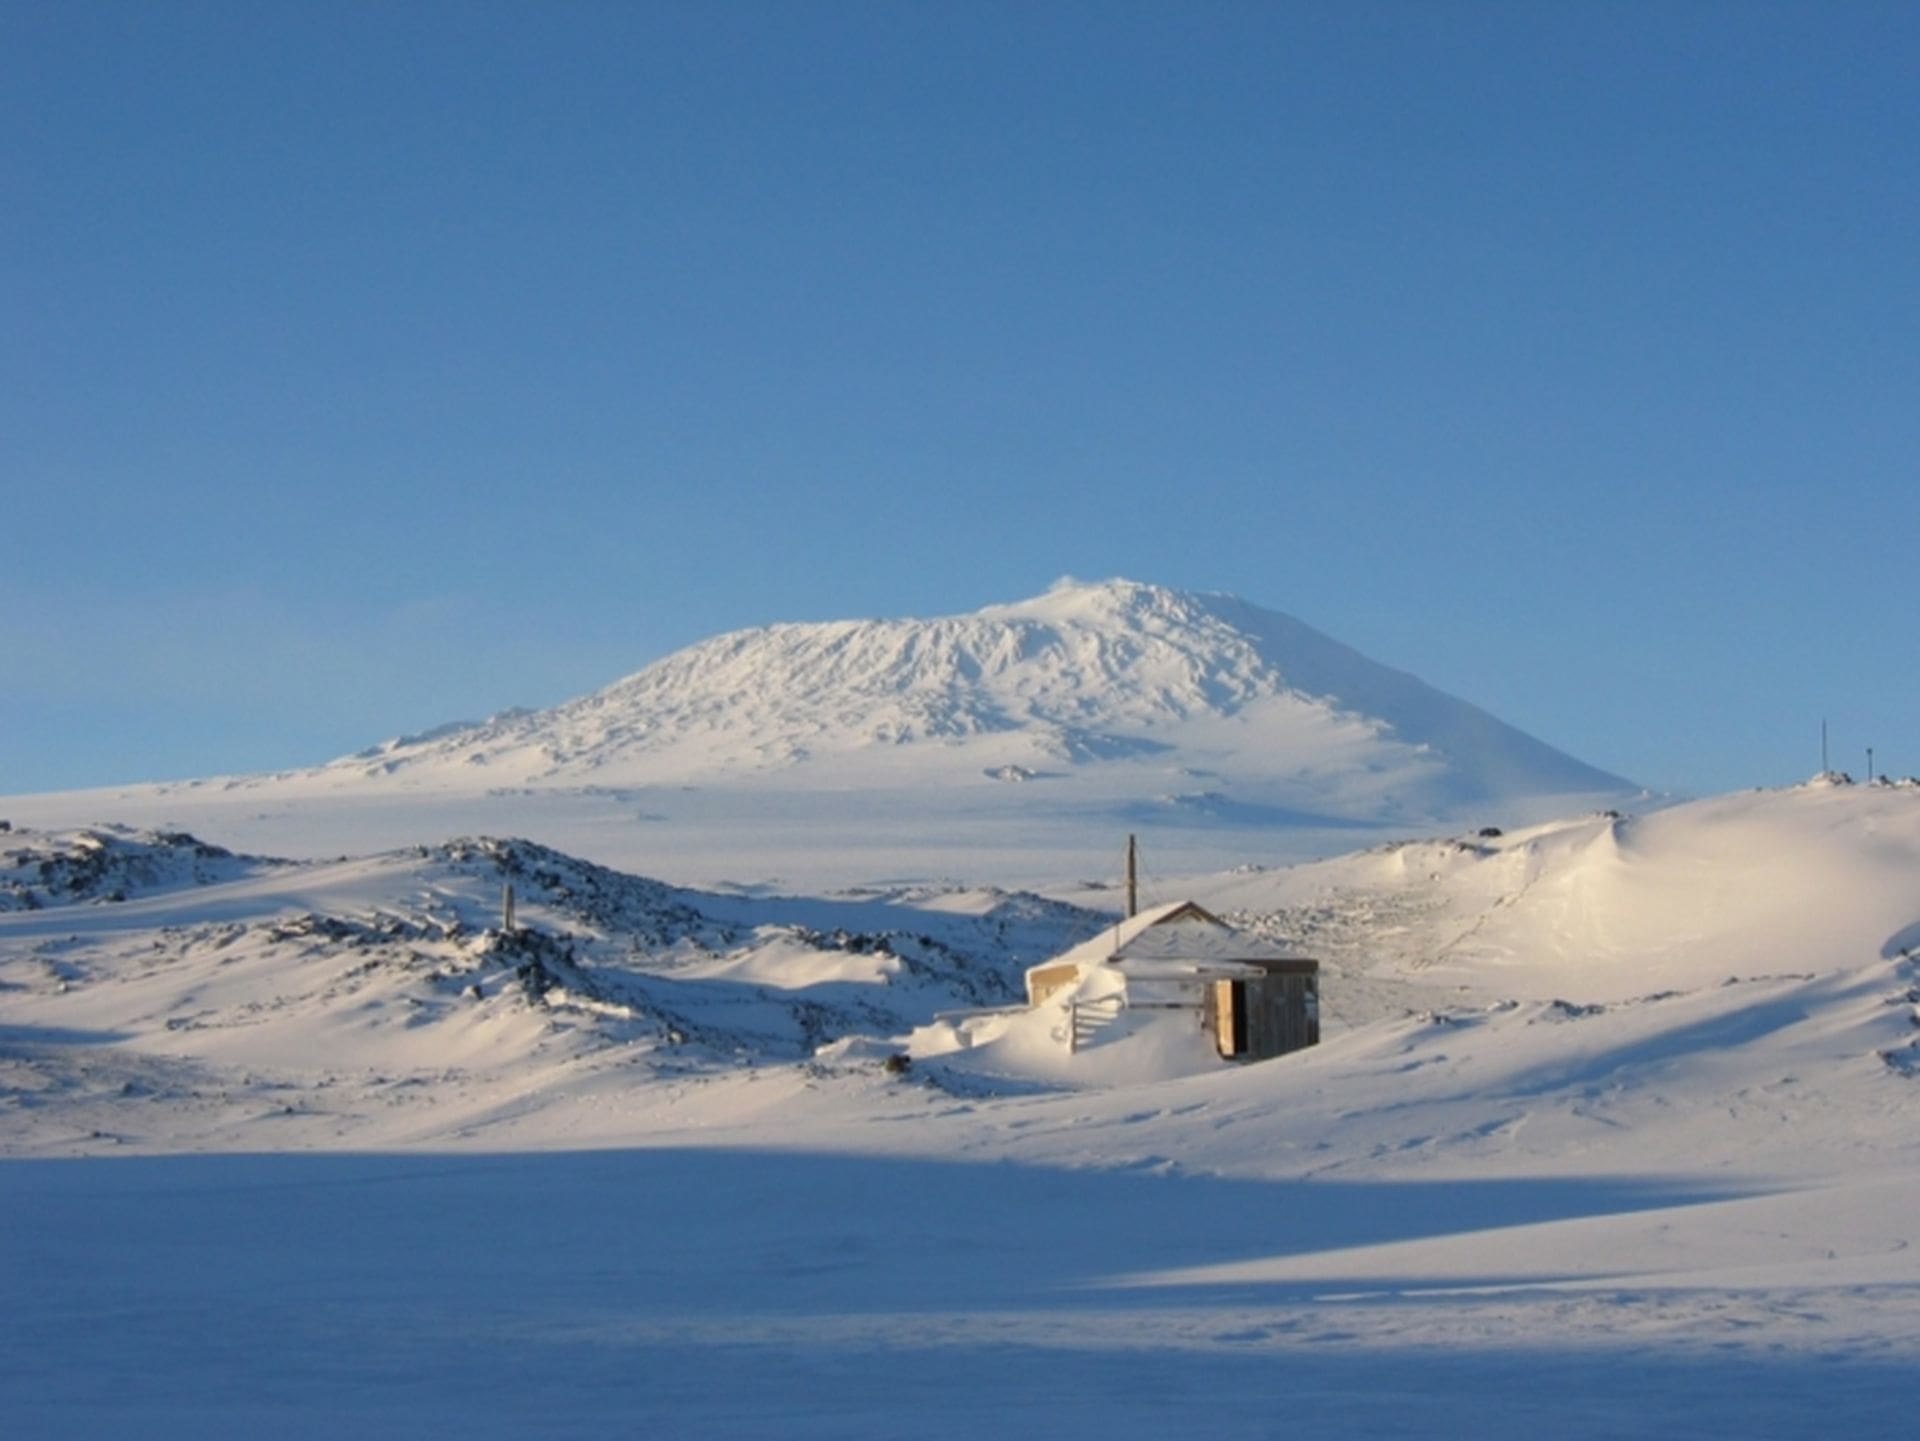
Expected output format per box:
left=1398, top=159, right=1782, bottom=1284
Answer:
left=3, top=776, right=1918, bottom=1435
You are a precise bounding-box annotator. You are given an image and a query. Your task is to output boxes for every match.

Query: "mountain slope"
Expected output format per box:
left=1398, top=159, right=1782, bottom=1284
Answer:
left=0, top=580, right=1639, bottom=885
left=337, top=578, right=1629, bottom=805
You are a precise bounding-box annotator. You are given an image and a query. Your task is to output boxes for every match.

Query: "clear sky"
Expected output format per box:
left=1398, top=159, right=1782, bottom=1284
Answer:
left=6, top=1, right=1916, bottom=798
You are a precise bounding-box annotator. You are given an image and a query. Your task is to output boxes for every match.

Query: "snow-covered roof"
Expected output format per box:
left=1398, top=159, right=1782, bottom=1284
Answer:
left=1030, top=899, right=1302, bottom=982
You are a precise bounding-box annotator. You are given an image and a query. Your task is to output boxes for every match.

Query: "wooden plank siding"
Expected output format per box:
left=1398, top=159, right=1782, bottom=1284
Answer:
left=1207, top=960, right=1320, bottom=1060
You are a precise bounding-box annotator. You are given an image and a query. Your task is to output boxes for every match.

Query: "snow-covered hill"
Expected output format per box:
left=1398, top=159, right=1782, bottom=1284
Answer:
left=0, top=579, right=1641, bottom=887
left=0, top=825, right=1105, bottom=1149
left=5, top=776, right=1916, bottom=1159
left=922, top=775, right=1920, bottom=1114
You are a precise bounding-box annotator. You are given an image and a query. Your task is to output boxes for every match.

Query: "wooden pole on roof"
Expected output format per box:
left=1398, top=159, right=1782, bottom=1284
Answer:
left=1126, top=834, right=1138, bottom=919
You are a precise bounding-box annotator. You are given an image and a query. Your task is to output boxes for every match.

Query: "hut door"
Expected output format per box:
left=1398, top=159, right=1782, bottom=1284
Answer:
left=1212, top=980, right=1248, bottom=1058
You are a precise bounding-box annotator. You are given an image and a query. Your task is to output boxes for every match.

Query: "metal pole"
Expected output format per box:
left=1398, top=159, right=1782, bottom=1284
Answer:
left=1126, top=833, right=1137, bottom=920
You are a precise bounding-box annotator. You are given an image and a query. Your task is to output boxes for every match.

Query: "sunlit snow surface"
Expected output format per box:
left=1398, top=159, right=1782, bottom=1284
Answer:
left=4, top=777, right=1919, bottom=1437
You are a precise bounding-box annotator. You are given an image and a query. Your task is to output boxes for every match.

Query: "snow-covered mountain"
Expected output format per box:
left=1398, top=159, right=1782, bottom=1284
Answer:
left=337, top=577, right=1628, bottom=806
left=2, top=579, right=1641, bottom=886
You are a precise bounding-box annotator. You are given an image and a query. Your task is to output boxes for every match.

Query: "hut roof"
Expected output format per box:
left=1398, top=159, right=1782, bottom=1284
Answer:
left=1033, top=898, right=1302, bottom=982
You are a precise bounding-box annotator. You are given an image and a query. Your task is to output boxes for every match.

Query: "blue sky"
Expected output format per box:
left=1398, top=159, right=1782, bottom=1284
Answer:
left=6, top=1, right=1916, bottom=797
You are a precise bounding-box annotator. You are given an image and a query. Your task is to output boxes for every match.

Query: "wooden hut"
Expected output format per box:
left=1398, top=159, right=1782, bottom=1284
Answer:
left=1025, top=900, right=1319, bottom=1062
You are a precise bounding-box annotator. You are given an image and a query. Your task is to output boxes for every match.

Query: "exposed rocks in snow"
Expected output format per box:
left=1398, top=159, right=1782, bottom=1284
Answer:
left=0, top=830, right=1110, bottom=1130
left=0, top=826, right=283, bottom=911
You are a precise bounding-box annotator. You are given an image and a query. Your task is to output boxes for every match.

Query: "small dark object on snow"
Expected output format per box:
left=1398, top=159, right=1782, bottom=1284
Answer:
left=1477, top=826, right=1503, bottom=838
left=882, top=1053, right=912, bottom=1076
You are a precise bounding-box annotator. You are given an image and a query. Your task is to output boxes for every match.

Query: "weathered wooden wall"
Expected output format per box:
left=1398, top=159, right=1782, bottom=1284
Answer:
left=1209, top=962, right=1319, bottom=1060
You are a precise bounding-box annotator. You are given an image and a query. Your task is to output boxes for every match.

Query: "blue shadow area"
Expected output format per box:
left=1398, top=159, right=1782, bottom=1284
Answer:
left=0, top=1149, right=1907, bottom=1440
left=0, top=1022, right=131, bottom=1047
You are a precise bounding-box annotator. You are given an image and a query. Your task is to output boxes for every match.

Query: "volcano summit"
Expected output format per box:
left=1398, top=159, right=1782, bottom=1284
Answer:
left=6, top=579, right=1638, bottom=885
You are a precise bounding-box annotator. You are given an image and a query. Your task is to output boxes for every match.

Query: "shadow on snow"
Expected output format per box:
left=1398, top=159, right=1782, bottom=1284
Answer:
left=0, top=1149, right=1909, bottom=1440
